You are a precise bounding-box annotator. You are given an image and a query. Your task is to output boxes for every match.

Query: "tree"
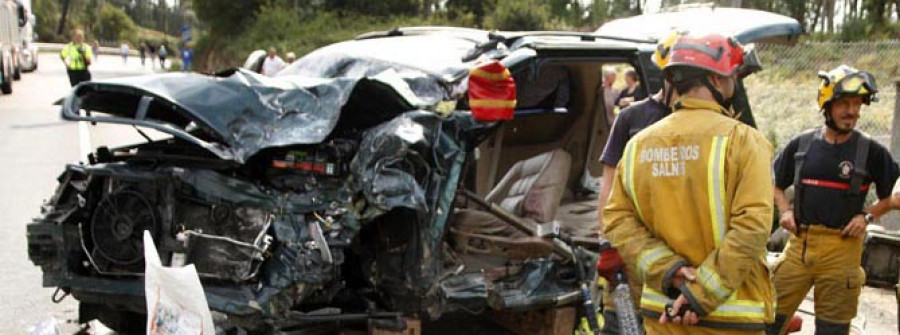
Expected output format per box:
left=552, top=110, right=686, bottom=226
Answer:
left=33, top=0, right=61, bottom=41
left=486, top=0, right=551, bottom=30
left=97, top=3, right=137, bottom=42
left=445, top=0, right=496, bottom=26
left=57, top=0, right=71, bottom=35
left=192, top=0, right=263, bottom=37
left=325, top=0, right=421, bottom=16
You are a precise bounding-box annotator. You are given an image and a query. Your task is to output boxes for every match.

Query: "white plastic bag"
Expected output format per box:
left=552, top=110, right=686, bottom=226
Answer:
left=29, top=317, right=61, bottom=335
left=144, top=231, right=215, bottom=334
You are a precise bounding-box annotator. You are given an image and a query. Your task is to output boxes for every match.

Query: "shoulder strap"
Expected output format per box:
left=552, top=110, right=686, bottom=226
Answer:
left=848, top=130, right=872, bottom=196
left=792, top=128, right=820, bottom=223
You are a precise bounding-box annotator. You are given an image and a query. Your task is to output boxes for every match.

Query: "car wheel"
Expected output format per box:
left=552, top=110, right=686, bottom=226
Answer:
left=13, top=65, right=20, bottom=80
left=1, top=74, right=12, bottom=94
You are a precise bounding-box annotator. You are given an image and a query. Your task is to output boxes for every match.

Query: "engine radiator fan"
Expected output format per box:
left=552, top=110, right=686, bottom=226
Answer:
left=90, top=189, right=159, bottom=269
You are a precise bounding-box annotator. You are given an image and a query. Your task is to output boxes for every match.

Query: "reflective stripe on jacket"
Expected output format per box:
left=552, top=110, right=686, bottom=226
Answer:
left=61, top=43, right=92, bottom=70
left=602, top=97, right=775, bottom=330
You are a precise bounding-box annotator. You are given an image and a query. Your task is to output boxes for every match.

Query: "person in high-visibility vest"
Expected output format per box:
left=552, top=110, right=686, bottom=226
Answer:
left=60, top=29, right=93, bottom=87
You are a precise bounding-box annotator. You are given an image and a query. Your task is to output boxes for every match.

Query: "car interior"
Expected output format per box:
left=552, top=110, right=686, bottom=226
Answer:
left=449, top=58, right=648, bottom=269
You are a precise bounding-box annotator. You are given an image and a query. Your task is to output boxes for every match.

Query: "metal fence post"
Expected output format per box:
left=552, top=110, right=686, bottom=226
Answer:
left=893, top=80, right=900, bottom=160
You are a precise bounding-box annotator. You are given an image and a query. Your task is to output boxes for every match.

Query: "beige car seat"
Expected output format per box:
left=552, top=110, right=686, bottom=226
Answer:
left=450, top=149, right=571, bottom=260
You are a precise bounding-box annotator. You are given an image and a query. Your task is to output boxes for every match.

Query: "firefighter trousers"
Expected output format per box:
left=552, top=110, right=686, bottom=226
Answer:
left=769, top=225, right=865, bottom=335
left=643, top=317, right=763, bottom=334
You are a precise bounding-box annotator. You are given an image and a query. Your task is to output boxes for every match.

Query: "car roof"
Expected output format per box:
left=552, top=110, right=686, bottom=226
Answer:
left=596, top=7, right=803, bottom=45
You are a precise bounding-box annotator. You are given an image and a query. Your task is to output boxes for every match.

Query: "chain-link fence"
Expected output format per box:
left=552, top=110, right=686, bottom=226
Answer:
left=746, top=41, right=900, bottom=229
left=747, top=41, right=898, bottom=150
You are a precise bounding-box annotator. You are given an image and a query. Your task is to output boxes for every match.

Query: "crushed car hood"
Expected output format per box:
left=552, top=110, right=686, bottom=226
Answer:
left=62, top=68, right=444, bottom=163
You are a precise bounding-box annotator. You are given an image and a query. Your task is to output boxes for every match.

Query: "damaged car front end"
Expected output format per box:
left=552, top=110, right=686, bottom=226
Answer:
left=28, top=28, right=611, bottom=333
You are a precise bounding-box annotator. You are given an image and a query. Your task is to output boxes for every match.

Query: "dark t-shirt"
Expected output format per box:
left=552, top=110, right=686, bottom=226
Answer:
left=614, top=86, right=647, bottom=107
left=599, top=97, right=669, bottom=166
left=773, top=129, right=900, bottom=228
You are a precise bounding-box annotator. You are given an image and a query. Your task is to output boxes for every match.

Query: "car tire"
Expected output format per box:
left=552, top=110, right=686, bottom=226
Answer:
left=1, top=75, right=12, bottom=94
left=13, top=65, right=20, bottom=80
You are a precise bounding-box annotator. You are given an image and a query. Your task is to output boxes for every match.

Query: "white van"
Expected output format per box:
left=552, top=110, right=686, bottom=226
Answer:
left=0, top=0, right=22, bottom=94
left=18, top=0, right=37, bottom=72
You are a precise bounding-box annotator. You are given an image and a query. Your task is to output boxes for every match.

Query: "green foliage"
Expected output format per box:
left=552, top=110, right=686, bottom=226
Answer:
left=97, top=4, right=137, bottom=42
left=485, top=0, right=551, bottom=31
left=325, top=0, right=422, bottom=16
left=192, top=0, right=263, bottom=37
left=196, top=3, right=465, bottom=71
left=445, top=0, right=496, bottom=26
left=33, top=0, right=61, bottom=42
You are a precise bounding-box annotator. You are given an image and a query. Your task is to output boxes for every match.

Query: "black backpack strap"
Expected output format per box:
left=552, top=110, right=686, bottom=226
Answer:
left=848, top=130, right=872, bottom=196
left=792, top=128, right=820, bottom=223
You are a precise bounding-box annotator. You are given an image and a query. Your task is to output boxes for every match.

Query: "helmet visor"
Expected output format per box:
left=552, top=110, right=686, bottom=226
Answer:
left=736, top=44, right=761, bottom=79
left=835, top=72, right=878, bottom=103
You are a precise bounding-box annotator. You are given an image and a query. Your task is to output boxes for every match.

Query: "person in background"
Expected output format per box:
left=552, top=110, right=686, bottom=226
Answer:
left=147, top=42, right=157, bottom=68
left=601, top=67, right=620, bottom=122
left=139, top=41, right=147, bottom=67
left=158, top=44, right=168, bottom=69
left=120, top=42, right=129, bottom=64
left=285, top=52, right=297, bottom=64
left=261, top=46, right=286, bottom=77
left=181, top=44, right=193, bottom=72
left=91, top=40, right=100, bottom=60
left=615, top=69, right=646, bottom=108
left=60, top=29, right=93, bottom=87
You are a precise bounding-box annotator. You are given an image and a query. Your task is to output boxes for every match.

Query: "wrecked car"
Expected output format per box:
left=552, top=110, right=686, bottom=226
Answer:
left=28, top=14, right=800, bottom=333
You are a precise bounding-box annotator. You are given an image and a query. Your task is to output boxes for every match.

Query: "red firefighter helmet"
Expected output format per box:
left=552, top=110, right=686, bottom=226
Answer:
left=664, top=33, right=760, bottom=81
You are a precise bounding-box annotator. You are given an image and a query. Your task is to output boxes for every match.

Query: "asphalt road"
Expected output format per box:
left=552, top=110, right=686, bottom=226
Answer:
left=0, top=53, right=155, bottom=333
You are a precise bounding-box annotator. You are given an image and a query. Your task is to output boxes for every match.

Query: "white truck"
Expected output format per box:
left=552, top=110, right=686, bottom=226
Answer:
left=17, top=0, right=36, bottom=72
left=0, top=0, right=23, bottom=94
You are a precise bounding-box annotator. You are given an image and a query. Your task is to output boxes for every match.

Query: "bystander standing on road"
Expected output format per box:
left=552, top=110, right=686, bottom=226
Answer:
left=768, top=65, right=900, bottom=334
left=181, top=45, right=193, bottom=72
left=261, top=47, right=286, bottom=77
left=60, top=29, right=93, bottom=87
left=120, top=42, right=129, bottom=64
left=147, top=43, right=157, bottom=68
left=139, top=41, right=147, bottom=67
left=158, top=44, right=168, bottom=69
left=91, top=40, right=100, bottom=60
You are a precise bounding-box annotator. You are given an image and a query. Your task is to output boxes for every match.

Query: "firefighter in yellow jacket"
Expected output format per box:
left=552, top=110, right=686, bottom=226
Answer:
left=602, top=33, right=775, bottom=334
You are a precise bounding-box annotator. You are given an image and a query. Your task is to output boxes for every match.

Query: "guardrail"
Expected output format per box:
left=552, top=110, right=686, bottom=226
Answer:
left=36, top=42, right=141, bottom=56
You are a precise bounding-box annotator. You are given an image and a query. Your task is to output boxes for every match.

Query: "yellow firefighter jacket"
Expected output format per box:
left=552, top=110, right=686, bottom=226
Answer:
left=602, top=97, right=775, bottom=330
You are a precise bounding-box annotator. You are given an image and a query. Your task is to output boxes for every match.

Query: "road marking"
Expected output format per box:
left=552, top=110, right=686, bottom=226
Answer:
left=78, top=121, right=91, bottom=163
